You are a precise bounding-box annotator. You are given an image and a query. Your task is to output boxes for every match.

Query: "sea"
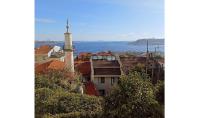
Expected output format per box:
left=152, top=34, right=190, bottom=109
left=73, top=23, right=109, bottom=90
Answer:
left=35, top=41, right=164, bottom=55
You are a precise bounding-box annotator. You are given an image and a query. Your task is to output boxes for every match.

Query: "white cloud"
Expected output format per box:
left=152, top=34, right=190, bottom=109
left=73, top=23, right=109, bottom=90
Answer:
left=35, top=18, right=56, bottom=23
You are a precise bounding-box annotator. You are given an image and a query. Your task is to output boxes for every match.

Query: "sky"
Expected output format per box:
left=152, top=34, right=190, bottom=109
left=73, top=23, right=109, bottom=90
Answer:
left=35, top=0, right=164, bottom=41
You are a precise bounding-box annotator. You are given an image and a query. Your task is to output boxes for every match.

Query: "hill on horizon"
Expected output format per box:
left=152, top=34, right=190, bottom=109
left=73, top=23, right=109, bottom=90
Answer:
left=128, top=38, right=164, bottom=45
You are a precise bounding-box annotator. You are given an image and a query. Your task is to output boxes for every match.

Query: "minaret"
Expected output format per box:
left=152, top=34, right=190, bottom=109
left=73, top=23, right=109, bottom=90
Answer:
left=64, top=19, right=74, bottom=72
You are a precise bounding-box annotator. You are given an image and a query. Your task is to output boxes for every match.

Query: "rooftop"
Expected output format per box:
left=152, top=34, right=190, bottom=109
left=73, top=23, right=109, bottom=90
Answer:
left=120, top=56, right=147, bottom=74
left=92, top=59, right=121, bottom=75
left=92, top=60, right=120, bottom=68
left=94, top=68, right=121, bottom=75
left=35, top=45, right=52, bottom=54
left=76, top=61, right=91, bottom=76
left=48, top=60, right=65, bottom=70
left=79, top=52, right=92, bottom=57
left=92, top=51, right=113, bottom=56
left=35, top=60, right=65, bottom=74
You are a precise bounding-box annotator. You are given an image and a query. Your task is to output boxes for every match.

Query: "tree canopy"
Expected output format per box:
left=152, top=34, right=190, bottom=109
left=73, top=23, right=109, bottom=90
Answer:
left=35, top=67, right=164, bottom=118
left=104, top=71, right=164, bottom=118
left=35, top=70, right=104, bottom=118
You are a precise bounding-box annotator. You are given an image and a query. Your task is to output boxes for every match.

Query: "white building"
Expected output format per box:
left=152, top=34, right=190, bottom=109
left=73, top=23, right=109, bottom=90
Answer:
left=90, top=54, right=121, bottom=96
left=48, top=45, right=62, bottom=57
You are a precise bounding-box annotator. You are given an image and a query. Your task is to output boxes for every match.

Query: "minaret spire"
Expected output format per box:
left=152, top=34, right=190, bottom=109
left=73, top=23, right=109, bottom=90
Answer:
left=64, top=18, right=74, bottom=73
left=66, top=19, right=69, bottom=33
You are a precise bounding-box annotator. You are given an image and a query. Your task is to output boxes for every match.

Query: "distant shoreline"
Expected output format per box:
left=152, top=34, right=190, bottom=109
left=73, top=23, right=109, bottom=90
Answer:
left=35, top=40, right=164, bottom=46
left=35, top=40, right=133, bottom=42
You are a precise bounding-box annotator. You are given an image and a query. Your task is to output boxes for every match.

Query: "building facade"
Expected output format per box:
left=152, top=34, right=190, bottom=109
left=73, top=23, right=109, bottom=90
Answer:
left=90, top=53, right=121, bottom=96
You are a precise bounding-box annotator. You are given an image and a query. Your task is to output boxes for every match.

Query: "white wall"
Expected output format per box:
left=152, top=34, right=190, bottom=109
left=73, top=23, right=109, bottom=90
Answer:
left=64, top=51, right=74, bottom=72
left=93, top=76, right=119, bottom=95
left=64, top=33, right=72, bottom=50
left=53, top=46, right=61, bottom=52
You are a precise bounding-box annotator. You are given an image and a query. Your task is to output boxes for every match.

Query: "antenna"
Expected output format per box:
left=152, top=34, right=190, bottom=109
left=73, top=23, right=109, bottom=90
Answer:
left=146, top=39, right=149, bottom=76
left=147, top=39, right=149, bottom=53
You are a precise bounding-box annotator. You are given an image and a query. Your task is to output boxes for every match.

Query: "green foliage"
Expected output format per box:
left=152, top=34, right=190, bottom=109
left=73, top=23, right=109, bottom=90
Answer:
left=35, top=88, right=54, bottom=117
left=129, top=63, right=149, bottom=80
left=35, top=69, right=82, bottom=92
left=104, top=71, right=164, bottom=118
left=35, top=73, right=71, bottom=91
left=43, top=111, right=103, bottom=118
left=35, top=70, right=104, bottom=118
left=155, top=80, right=165, bottom=105
left=36, top=89, right=104, bottom=118
left=133, top=63, right=145, bottom=72
left=35, top=67, right=164, bottom=118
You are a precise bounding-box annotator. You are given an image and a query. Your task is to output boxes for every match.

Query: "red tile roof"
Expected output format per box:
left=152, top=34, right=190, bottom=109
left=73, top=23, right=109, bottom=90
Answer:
left=76, top=61, right=91, bottom=76
left=92, top=51, right=113, bottom=56
left=79, top=52, right=92, bottom=57
left=48, top=60, right=65, bottom=70
left=120, top=56, right=147, bottom=74
left=85, top=81, right=99, bottom=96
left=74, top=60, right=89, bottom=66
left=35, top=60, right=77, bottom=80
left=35, top=60, right=53, bottom=74
left=35, top=60, right=65, bottom=74
left=35, top=45, right=52, bottom=54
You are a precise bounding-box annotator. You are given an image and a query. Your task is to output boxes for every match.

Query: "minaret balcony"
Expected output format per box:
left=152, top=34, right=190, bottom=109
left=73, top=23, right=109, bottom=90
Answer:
left=64, top=48, right=74, bottom=52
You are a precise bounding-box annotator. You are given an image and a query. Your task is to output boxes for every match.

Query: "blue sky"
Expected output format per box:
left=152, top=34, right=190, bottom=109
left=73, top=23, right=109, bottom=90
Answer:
left=35, top=0, right=164, bottom=41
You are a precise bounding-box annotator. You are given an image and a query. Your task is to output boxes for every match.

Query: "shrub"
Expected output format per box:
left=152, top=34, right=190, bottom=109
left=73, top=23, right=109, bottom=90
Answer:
left=48, top=111, right=103, bottom=118
left=35, top=72, right=72, bottom=91
left=104, top=71, right=164, bottom=118
left=35, top=88, right=54, bottom=116
left=155, top=80, right=165, bottom=105
left=35, top=88, right=104, bottom=118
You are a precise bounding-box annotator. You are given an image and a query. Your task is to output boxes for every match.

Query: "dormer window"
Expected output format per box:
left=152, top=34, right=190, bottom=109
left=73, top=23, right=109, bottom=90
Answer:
left=112, top=56, right=116, bottom=60
left=92, top=56, right=97, bottom=60
left=107, top=56, right=112, bottom=61
left=98, top=56, right=102, bottom=59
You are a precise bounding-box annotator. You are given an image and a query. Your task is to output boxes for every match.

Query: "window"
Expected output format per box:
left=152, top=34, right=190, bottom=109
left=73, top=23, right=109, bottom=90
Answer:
left=92, top=56, right=97, bottom=60
left=112, top=56, right=116, bottom=60
left=107, top=56, right=112, bottom=61
left=102, top=56, right=107, bottom=60
left=100, top=77, right=105, bottom=83
left=98, top=56, right=102, bottom=59
left=111, top=77, right=115, bottom=85
left=99, top=89, right=105, bottom=96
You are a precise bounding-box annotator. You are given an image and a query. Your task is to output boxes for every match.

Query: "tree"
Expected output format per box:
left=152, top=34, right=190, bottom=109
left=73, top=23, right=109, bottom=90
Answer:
left=35, top=88, right=104, bottom=118
left=35, top=69, right=82, bottom=91
left=35, top=69, right=104, bottom=118
left=155, top=80, right=165, bottom=105
left=104, top=71, right=164, bottom=118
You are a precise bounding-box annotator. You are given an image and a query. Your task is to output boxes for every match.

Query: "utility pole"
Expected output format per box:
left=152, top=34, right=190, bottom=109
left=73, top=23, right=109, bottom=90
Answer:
left=146, top=39, right=149, bottom=78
